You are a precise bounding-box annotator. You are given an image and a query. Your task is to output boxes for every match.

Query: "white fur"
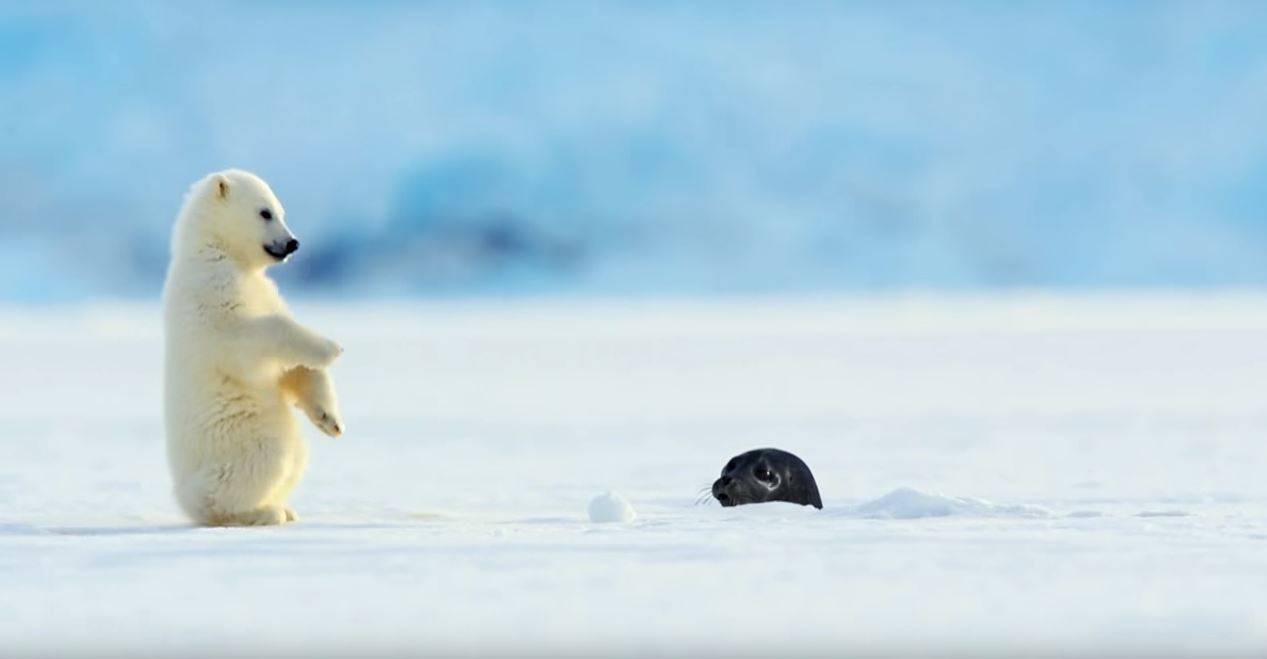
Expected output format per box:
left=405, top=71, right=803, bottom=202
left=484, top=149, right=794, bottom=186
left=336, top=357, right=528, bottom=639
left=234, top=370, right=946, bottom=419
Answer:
left=163, top=169, right=343, bottom=527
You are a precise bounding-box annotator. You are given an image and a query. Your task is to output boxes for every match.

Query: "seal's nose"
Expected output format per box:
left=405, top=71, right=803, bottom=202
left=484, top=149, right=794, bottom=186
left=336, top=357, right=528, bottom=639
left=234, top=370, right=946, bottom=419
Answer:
left=712, top=479, right=733, bottom=505
left=284, top=238, right=300, bottom=255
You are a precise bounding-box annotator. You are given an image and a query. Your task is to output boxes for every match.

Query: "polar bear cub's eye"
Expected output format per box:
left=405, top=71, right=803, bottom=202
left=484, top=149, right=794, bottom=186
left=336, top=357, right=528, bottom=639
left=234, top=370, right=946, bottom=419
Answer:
left=259, top=209, right=273, bottom=221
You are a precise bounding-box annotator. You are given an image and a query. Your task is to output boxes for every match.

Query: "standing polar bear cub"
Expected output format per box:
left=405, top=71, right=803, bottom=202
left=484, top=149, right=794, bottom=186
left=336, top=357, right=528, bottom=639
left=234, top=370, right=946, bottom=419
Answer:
left=164, top=169, right=344, bottom=526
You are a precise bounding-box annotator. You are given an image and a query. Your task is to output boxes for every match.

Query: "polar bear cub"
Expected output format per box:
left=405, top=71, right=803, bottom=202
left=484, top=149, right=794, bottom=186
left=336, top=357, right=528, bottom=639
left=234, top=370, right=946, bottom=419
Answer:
left=163, top=169, right=344, bottom=526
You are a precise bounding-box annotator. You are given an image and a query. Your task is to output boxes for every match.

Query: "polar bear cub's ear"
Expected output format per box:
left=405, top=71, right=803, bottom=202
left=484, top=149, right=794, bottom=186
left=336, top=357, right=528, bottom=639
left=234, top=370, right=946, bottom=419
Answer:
left=213, top=173, right=230, bottom=200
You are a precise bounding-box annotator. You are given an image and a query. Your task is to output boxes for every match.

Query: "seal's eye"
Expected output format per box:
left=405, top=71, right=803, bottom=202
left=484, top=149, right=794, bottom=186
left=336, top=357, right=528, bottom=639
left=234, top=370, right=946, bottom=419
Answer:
left=259, top=209, right=273, bottom=221
left=754, top=467, right=773, bottom=482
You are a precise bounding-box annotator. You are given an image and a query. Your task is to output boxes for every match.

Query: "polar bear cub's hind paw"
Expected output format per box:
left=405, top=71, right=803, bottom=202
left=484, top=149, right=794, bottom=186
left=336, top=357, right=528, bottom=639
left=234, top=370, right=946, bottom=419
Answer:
left=211, top=506, right=290, bottom=527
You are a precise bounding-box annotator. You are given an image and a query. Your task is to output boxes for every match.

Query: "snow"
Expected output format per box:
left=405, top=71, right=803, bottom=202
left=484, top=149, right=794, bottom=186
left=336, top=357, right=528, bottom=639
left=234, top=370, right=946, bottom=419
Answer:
left=2, top=293, right=1267, bottom=656
left=588, top=491, right=636, bottom=524
left=847, top=487, right=1052, bottom=520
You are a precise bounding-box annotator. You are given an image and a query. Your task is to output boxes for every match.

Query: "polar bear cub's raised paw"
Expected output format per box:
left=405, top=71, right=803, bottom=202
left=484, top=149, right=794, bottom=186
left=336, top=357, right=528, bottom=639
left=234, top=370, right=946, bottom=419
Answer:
left=282, top=366, right=344, bottom=438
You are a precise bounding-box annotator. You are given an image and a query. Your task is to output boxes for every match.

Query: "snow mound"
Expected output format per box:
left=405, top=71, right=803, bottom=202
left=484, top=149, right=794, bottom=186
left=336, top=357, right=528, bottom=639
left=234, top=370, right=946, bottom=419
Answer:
left=588, top=491, right=637, bottom=523
left=848, top=487, right=1051, bottom=519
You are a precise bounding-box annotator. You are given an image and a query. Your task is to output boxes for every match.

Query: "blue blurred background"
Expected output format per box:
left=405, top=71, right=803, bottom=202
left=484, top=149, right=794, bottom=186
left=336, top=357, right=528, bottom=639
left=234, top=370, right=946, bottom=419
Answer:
left=2, top=1, right=1267, bottom=302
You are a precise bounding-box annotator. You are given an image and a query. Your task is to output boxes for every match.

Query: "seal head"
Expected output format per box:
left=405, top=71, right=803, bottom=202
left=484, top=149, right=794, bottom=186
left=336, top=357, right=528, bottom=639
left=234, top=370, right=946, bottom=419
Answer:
left=712, top=448, right=823, bottom=509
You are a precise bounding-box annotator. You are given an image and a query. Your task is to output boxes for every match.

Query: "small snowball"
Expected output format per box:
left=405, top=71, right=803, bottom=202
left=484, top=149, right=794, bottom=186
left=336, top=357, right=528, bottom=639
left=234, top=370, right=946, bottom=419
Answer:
left=588, top=491, right=637, bottom=523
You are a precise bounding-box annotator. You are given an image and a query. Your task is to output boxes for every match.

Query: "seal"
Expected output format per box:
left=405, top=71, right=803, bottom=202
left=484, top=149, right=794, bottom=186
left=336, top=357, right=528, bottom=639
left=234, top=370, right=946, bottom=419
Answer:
left=712, top=448, right=823, bottom=509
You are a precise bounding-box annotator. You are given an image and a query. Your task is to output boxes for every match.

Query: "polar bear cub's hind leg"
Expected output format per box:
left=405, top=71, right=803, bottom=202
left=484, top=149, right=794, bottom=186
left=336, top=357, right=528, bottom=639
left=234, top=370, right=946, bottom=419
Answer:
left=175, top=449, right=296, bottom=527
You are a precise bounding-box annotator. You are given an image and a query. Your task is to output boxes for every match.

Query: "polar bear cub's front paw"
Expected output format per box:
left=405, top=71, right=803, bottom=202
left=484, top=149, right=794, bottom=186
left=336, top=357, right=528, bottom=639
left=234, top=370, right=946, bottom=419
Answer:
left=310, top=405, right=344, bottom=438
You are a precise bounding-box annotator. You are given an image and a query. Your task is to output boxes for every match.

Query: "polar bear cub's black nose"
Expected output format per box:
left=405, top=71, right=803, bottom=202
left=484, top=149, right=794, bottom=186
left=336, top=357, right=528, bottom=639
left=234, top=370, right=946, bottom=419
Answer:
left=264, top=238, right=300, bottom=261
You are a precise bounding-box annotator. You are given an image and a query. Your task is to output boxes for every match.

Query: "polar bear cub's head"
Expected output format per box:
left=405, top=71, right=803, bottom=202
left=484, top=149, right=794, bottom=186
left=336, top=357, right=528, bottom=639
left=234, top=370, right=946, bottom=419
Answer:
left=174, top=169, right=300, bottom=270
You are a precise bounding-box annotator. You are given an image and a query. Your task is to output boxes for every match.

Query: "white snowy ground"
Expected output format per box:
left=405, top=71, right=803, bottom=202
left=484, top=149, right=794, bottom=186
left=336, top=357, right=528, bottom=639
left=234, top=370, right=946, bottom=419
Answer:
left=2, top=294, right=1267, bottom=657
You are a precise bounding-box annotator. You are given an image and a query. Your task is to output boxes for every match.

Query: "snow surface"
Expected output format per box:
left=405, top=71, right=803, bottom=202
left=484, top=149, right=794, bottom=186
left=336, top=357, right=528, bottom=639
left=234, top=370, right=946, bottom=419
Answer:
left=2, top=294, right=1267, bottom=656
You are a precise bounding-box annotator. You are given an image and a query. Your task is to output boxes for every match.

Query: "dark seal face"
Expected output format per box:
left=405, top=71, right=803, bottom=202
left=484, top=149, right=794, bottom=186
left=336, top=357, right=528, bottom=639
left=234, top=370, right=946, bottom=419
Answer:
left=712, top=448, right=823, bottom=509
